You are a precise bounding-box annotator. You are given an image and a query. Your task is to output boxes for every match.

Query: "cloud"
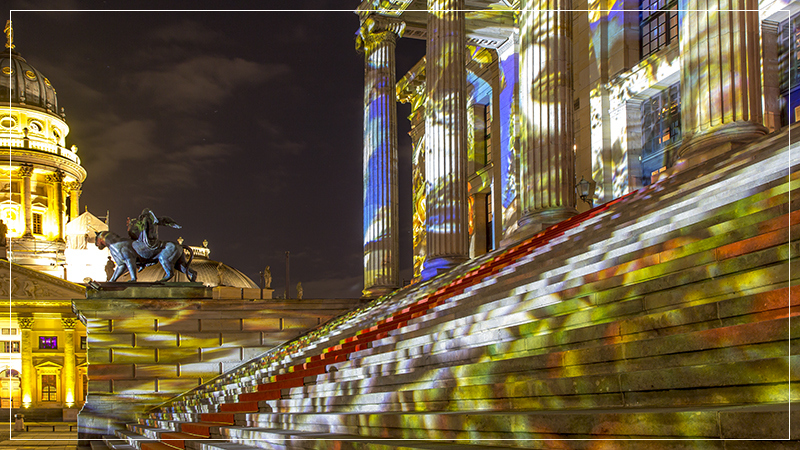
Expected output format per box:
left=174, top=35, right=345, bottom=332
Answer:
left=127, top=55, right=289, bottom=113
left=144, top=142, right=232, bottom=189
left=80, top=116, right=159, bottom=177
left=150, top=20, right=224, bottom=45
left=255, top=118, right=306, bottom=156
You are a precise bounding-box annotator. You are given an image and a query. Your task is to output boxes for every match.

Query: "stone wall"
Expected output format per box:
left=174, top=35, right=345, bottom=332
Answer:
left=73, top=284, right=364, bottom=441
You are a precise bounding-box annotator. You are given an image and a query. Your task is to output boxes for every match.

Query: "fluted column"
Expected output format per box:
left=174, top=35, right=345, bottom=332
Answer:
left=677, top=0, right=766, bottom=162
left=61, top=317, right=76, bottom=407
left=47, top=171, right=65, bottom=242
left=18, top=317, right=34, bottom=407
left=515, top=0, right=576, bottom=236
left=65, top=182, right=82, bottom=222
left=422, top=0, right=469, bottom=279
left=19, top=165, right=33, bottom=238
left=356, top=15, right=405, bottom=298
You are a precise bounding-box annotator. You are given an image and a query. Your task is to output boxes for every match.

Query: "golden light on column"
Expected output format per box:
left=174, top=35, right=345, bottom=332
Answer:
left=423, top=0, right=469, bottom=279
left=518, top=0, right=577, bottom=236
left=62, top=317, right=76, bottom=408
left=18, top=317, right=33, bottom=408
left=677, top=0, right=766, bottom=162
left=516, top=0, right=577, bottom=235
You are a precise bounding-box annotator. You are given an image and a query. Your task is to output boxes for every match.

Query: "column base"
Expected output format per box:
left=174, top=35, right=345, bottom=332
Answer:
left=677, top=122, right=767, bottom=169
left=420, top=256, right=468, bottom=282
left=500, top=207, right=577, bottom=248
left=361, top=285, right=397, bottom=299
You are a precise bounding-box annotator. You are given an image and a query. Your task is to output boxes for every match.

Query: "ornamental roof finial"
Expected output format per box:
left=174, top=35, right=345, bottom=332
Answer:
left=4, top=20, right=13, bottom=50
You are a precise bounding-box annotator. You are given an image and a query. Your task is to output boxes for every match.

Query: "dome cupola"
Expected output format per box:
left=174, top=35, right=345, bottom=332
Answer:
left=1, top=21, right=62, bottom=118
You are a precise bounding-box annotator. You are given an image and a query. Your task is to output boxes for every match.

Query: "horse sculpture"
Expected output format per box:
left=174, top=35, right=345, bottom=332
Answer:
left=96, top=231, right=197, bottom=283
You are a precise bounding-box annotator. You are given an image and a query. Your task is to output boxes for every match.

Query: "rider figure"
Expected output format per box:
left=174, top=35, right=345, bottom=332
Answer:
left=127, top=208, right=181, bottom=260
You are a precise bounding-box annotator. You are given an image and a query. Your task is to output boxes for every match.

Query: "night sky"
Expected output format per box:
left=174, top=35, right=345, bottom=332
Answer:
left=9, top=2, right=427, bottom=298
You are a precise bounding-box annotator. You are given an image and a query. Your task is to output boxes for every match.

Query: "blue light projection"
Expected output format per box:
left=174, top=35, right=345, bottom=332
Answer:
left=357, top=17, right=403, bottom=296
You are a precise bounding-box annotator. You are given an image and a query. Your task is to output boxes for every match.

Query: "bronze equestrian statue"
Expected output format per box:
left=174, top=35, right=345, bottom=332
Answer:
left=96, top=209, right=197, bottom=282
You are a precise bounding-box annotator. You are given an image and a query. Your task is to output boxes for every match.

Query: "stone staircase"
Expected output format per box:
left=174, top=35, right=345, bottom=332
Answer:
left=96, top=129, right=797, bottom=449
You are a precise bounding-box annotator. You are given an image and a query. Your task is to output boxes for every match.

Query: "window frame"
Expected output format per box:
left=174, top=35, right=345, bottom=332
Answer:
left=38, top=336, right=57, bottom=350
left=640, top=0, right=679, bottom=59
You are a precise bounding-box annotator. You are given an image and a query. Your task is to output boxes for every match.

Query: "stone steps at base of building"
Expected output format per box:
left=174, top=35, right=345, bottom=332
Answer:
left=197, top=436, right=526, bottom=450
left=198, top=436, right=800, bottom=450
left=90, top=439, right=116, bottom=450
left=215, top=404, right=798, bottom=443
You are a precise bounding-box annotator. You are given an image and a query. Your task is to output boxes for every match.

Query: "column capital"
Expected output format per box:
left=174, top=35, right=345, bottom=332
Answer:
left=17, top=317, right=34, bottom=329
left=61, top=318, right=76, bottom=329
left=356, top=15, right=405, bottom=53
left=65, top=181, right=82, bottom=192
left=17, top=164, right=33, bottom=178
left=46, top=170, right=65, bottom=184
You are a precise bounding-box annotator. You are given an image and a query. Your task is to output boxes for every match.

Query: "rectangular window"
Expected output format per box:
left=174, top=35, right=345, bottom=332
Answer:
left=38, top=336, right=57, bottom=350
left=2, top=341, right=19, bottom=353
left=1, top=328, right=16, bottom=335
left=32, top=213, right=42, bottom=235
left=640, top=0, right=679, bottom=59
left=641, top=81, right=681, bottom=186
left=41, top=375, right=56, bottom=402
left=80, top=336, right=87, bottom=350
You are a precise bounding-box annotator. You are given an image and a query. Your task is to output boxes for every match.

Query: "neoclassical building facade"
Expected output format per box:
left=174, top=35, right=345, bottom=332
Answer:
left=356, top=0, right=798, bottom=297
left=0, top=21, right=92, bottom=413
left=1, top=21, right=87, bottom=278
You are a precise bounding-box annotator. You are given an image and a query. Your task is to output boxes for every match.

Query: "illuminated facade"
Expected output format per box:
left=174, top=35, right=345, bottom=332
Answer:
left=1, top=22, right=88, bottom=279
left=0, top=23, right=98, bottom=416
left=0, top=260, right=87, bottom=411
left=357, top=0, right=799, bottom=292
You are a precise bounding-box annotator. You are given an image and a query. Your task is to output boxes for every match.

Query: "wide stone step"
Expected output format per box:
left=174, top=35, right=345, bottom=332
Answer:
left=223, top=404, right=798, bottom=443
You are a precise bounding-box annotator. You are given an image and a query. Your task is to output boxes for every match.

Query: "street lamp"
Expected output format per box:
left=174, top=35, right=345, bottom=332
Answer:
left=576, top=176, right=593, bottom=207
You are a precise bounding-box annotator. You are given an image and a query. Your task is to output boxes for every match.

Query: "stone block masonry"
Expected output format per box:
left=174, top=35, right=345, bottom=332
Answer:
left=72, top=283, right=364, bottom=442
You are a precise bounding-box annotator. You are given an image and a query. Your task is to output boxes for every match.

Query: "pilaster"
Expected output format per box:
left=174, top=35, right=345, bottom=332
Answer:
left=761, top=20, right=781, bottom=133
left=18, top=316, right=34, bottom=408
left=422, top=0, right=469, bottom=279
left=61, top=317, right=76, bottom=407
left=357, top=14, right=405, bottom=298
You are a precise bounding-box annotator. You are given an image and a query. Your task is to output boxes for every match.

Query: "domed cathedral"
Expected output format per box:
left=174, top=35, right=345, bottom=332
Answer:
left=124, top=241, right=259, bottom=289
left=0, top=21, right=90, bottom=417
left=0, top=21, right=88, bottom=278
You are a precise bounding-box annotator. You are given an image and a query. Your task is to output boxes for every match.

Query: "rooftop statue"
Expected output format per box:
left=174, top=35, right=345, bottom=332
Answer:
left=127, top=208, right=182, bottom=261
left=95, top=208, right=197, bottom=283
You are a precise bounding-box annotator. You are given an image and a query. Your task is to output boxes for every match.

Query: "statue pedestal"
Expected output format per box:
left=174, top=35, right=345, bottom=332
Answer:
left=75, top=284, right=361, bottom=445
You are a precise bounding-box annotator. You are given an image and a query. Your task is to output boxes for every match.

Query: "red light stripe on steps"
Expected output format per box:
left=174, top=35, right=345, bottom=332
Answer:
left=199, top=413, right=234, bottom=424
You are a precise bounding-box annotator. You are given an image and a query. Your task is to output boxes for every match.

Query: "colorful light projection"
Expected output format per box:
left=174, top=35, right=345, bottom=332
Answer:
left=677, top=0, right=766, bottom=158
left=517, top=0, right=576, bottom=230
left=357, top=15, right=405, bottom=297
left=497, top=35, right=519, bottom=235
left=423, top=0, right=469, bottom=280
